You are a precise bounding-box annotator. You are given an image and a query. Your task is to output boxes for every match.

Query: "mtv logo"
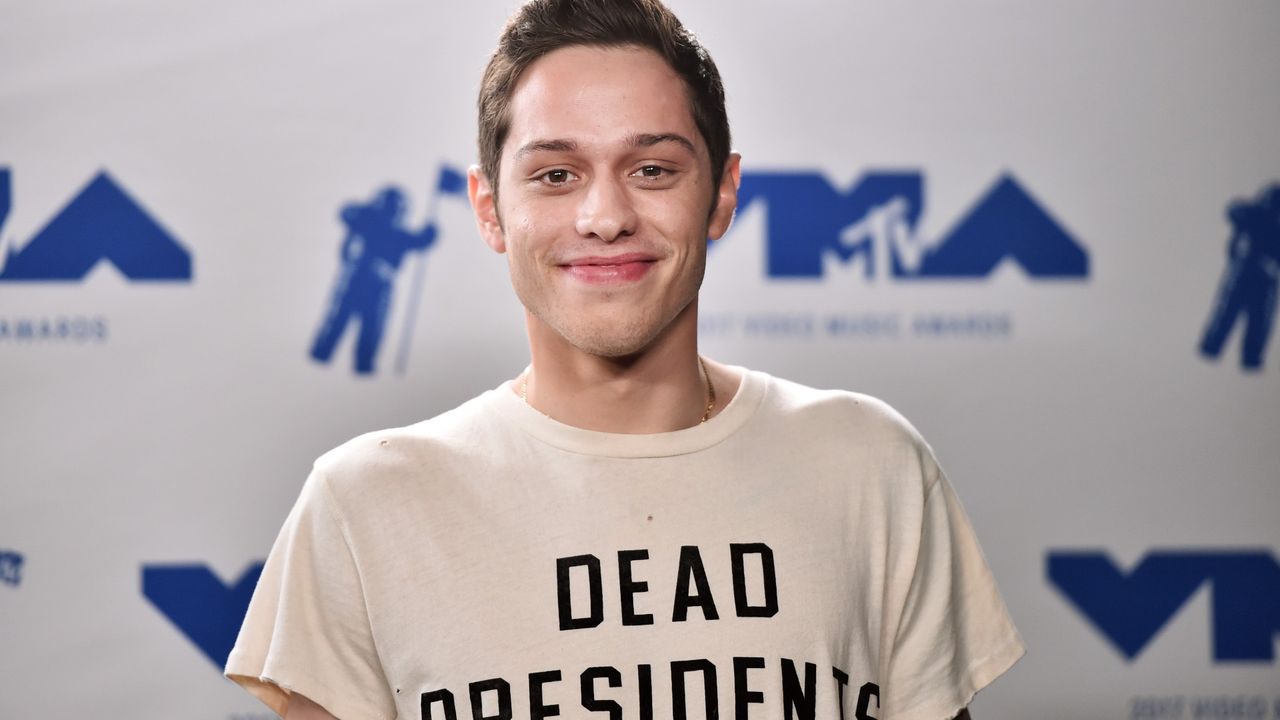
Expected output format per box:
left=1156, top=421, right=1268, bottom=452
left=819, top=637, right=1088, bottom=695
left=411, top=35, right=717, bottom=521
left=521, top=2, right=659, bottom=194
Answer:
left=1048, top=549, right=1280, bottom=662
left=734, top=171, right=1089, bottom=281
left=0, top=168, right=191, bottom=282
left=0, top=550, right=23, bottom=587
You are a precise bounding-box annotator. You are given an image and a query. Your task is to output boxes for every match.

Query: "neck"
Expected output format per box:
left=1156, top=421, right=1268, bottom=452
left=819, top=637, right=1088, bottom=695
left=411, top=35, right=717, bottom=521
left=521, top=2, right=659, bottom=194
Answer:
left=520, top=302, right=720, bottom=433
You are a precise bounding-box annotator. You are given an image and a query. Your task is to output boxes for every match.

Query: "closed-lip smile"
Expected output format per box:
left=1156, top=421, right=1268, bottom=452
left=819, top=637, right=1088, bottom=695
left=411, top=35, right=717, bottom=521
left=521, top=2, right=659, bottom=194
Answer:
left=559, top=253, right=658, bottom=283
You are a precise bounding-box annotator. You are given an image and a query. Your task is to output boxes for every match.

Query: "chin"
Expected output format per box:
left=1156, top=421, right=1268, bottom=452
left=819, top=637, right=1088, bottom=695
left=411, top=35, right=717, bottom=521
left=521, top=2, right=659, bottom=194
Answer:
left=521, top=280, right=699, bottom=359
left=560, top=323, right=661, bottom=359
left=547, top=310, right=669, bottom=359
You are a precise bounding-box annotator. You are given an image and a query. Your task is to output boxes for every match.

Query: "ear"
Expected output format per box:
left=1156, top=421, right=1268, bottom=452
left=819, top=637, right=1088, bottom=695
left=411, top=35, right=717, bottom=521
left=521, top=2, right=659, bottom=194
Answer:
left=707, top=152, right=742, bottom=241
left=468, top=165, right=506, bottom=253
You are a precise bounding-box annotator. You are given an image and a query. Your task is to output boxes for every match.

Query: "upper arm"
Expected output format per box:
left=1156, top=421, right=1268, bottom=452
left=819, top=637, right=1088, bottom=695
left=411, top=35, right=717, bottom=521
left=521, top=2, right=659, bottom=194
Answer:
left=284, top=692, right=340, bottom=720
left=224, top=469, right=396, bottom=719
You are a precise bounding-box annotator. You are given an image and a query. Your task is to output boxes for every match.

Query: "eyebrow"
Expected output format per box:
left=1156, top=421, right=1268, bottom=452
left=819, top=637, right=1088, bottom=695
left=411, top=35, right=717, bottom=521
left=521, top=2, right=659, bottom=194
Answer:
left=512, top=133, right=697, bottom=162
left=626, top=132, right=697, bottom=155
left=513, top=138, right=579, bottom=161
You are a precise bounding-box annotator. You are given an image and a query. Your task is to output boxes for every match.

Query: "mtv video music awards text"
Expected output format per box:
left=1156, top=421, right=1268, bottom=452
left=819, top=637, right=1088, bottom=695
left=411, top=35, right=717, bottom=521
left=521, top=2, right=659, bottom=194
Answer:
left=700, top=311, right=1012, bottom=341
left=1131, top=695, right=1280, bottom=720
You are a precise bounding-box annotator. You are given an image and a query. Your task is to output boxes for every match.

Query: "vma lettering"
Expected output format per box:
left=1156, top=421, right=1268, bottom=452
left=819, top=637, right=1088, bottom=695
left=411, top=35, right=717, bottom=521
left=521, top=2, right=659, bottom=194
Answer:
left=142, top=562, right=264, bottom=668
left=0, top=168, right=191, bottom=282
left=1048, top=549, right=1280, bottom=662
left=734, top=171, right=1088, bottom=281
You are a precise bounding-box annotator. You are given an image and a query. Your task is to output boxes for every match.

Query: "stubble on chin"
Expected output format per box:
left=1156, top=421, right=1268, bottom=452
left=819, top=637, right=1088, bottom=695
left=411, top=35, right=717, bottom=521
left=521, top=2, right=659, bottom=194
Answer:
left=521, top=285, right=699, bottom=360
left=536, top=303, right=670, bottom=359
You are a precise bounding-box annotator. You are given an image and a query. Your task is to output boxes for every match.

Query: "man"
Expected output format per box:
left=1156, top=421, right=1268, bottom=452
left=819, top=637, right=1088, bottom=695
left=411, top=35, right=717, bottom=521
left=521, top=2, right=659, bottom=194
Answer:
left=226, top=1, right=1024, bottom=718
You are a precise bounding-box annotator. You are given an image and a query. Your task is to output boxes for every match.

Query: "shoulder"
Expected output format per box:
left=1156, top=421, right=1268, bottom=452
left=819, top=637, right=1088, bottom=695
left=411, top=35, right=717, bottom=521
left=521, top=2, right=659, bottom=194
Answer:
left=760, top=372, right=930, bottom=449
left=747, top=371, right=942, bottom=494
left=310, top=389, right=498, bottom=497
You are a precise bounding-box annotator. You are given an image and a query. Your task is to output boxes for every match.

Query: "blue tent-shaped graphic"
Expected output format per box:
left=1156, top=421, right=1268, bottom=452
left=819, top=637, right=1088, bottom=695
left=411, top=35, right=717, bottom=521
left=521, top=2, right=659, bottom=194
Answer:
left=916, top=175, right=1088, bottom=278
left=0, top=169, right=191, bottom=281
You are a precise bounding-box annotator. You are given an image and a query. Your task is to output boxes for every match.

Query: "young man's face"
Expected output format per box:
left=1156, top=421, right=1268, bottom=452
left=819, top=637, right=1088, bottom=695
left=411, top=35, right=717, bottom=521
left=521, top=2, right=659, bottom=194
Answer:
left=471, top=44, right=740, bottom=359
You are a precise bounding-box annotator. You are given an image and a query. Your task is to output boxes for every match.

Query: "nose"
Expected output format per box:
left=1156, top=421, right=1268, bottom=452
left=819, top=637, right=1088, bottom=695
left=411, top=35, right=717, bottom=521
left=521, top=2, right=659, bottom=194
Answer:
left=575, top=175, right=638, bottom=243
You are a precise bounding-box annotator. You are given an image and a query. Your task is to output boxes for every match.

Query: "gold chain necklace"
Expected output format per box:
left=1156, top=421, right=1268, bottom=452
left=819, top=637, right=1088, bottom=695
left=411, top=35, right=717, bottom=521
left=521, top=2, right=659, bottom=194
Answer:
left=521, top=356, right=716, bottom=424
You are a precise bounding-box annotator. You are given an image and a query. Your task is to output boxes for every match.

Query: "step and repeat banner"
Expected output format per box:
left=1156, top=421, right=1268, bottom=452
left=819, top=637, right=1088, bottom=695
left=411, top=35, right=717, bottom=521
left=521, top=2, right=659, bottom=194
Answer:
left=2, top=1, right=1277, bottom=718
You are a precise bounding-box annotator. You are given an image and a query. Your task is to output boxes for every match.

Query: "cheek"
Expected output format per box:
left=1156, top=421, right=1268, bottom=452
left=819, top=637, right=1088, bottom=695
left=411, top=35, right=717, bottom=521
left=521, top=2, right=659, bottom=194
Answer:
left=504, top=219, right=557, bottom=296
left=502, top=214, right=540, bottom=260
left=507, top=201, right=565, bottom=250
left=643, top=194, right=711, bottom=246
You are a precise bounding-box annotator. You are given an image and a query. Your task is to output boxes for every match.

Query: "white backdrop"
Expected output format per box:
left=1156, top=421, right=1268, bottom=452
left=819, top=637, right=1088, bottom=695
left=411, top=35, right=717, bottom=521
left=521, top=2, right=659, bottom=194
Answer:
left=2, top=1, right=1278, bottom=718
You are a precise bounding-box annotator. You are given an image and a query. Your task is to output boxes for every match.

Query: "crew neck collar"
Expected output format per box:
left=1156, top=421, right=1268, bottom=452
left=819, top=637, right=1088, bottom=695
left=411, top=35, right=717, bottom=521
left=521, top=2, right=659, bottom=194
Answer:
left=485, top=367, right=768, bottom=458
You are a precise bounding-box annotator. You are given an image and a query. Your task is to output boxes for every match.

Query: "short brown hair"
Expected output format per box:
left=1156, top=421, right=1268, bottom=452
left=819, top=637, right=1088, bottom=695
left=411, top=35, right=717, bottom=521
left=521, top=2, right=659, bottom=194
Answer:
left=477, top=0, right=731, bottom=204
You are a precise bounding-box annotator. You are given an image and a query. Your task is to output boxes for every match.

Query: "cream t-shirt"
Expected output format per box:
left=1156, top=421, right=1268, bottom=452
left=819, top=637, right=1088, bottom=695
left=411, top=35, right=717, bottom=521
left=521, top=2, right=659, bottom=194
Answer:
left=226, top=369, right=1024, bottom=720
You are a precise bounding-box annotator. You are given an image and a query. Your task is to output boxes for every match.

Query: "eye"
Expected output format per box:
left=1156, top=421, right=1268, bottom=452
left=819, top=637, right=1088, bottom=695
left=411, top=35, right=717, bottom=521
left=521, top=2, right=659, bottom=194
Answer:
left=537, top=168, right=577, bottom=185
left=634, top=165, right=667, bottom=179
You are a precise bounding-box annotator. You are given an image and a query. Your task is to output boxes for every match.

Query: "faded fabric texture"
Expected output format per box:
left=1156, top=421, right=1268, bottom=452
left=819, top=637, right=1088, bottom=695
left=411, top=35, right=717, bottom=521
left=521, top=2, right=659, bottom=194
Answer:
left=226, top=369, right=1024, bottom=719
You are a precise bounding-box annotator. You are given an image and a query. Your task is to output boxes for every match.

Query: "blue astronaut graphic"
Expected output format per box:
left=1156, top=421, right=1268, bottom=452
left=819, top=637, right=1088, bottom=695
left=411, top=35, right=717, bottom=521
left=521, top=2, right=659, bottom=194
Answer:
left=309, top=185, right=439, bottom=375
left=0, top=550, right=23, bottom=588
left=1199, top=183, right=1280, bottom=371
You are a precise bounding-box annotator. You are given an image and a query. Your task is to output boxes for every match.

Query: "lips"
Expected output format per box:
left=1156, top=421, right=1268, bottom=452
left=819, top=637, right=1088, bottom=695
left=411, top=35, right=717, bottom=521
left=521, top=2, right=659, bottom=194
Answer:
left=560, top=253, right=658, bottom=284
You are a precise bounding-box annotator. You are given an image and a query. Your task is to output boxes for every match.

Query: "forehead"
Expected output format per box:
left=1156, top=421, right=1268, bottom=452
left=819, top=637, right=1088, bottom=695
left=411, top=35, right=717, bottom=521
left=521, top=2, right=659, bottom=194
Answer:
left=503, top=44, right=703, bottom=160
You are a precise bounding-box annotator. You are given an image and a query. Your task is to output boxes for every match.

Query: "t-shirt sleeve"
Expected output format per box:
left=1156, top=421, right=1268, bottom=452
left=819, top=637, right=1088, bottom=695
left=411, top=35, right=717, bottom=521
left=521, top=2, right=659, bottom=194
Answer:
left=882, top=470, right=1026, bottom=720
left=224, top=468, right=396, bottom=720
